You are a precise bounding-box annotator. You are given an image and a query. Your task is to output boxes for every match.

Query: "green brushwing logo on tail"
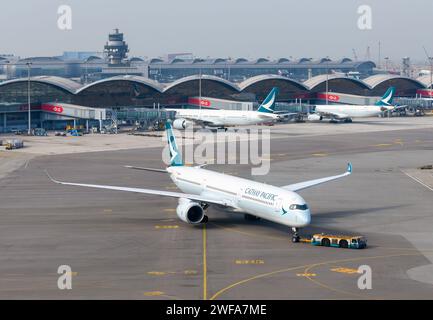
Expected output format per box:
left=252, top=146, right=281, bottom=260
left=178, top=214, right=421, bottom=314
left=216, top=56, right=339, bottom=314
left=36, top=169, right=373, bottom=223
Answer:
left=375, top=87, right=395, bottom=106
left=165, top=121, right=183, bottom=166
left=258, top=87, right=279, bottom=113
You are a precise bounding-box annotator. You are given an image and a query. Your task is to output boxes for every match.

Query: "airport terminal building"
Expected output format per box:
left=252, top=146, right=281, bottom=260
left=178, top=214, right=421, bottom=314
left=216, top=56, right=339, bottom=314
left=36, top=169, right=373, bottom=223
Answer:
left=0, top=73, right=431, bottom=132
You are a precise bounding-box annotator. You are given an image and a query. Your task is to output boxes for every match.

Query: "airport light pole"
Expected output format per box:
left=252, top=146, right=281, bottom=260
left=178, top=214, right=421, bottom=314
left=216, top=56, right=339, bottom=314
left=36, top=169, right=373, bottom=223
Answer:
left=199, top=68, right=202, bottom=111
left=429, top=57, right=433, bottom=92
left=325, top=58, right=329, bottom=105
left=26, top=62, right=32, bottom=135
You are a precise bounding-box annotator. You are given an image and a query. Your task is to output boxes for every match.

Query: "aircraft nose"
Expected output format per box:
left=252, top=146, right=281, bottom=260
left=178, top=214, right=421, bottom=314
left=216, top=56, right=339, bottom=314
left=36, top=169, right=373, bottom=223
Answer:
left=296, top=210, right=311, bottom=227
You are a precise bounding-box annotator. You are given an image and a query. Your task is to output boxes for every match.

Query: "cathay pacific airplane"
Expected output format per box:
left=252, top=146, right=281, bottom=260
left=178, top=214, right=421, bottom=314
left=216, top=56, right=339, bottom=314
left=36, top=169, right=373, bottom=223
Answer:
left=169, top=88, right=290, bottom=129
left=308, top=87, right=397, bottom=122
left=46, top=121, right=352, bottom=242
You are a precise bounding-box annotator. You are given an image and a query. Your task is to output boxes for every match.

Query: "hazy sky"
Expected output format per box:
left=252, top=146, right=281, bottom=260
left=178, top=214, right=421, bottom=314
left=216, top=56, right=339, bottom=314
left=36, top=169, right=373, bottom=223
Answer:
left=2, top=0, right=433, bottom=62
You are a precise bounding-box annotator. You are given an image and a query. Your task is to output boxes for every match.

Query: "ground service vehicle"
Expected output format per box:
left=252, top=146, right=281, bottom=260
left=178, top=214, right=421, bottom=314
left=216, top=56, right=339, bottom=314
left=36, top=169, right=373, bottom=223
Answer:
left=4, top=139, right=24, bottom=150
left=311, top=234, right=367, bottom=249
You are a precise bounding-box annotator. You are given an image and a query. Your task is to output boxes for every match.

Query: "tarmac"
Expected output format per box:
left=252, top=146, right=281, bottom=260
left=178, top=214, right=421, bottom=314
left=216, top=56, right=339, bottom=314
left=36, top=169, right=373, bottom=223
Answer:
left=0, top=116, right=432, bottom=299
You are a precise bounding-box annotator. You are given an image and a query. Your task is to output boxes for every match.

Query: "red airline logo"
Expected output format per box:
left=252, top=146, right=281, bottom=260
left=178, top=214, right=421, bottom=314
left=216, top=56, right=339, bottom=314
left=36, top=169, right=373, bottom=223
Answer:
left=41, top=104, right=64, bottom=114
left=188, top=98, right=211, bottom=107
left=416, top=89, right=433, bottom=98
left=317, top=93, right=340, bottom=102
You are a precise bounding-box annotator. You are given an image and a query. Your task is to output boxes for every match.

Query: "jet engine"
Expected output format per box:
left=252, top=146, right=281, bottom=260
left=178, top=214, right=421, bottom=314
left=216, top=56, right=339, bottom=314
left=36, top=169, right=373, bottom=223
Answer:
left=307, top=113, right=323, bottom=121
left=173, top=118, right=193, bottom=130
left=176, top=198, right=206, bottom=224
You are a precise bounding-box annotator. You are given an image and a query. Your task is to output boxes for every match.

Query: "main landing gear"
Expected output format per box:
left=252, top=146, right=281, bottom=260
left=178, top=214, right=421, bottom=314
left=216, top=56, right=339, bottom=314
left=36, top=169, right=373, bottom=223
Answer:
left=291, top=227, right=300, bottom=243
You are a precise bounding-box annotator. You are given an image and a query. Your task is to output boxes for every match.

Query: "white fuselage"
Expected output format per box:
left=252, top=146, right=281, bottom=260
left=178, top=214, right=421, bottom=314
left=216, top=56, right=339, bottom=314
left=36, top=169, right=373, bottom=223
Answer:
left=174, top=109, right=278, bottom=126
left=315, top=105, right=385, bottom=118
left=167, top=166, right=311, bottom=228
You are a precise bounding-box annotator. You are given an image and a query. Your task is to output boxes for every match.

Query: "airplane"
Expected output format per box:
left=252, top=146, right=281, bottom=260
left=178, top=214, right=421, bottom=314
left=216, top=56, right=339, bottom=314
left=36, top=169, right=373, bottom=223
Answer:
left=168, top=87, right=291, bottom=129
left=307, top=87, right=397, bottom=123
left=46, top=121, right=352, bottom=243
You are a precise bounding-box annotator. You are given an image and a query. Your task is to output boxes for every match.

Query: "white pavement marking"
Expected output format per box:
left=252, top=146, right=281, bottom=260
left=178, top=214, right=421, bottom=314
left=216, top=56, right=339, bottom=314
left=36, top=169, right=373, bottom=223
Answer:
left=401, top=170, right=433, bottom=192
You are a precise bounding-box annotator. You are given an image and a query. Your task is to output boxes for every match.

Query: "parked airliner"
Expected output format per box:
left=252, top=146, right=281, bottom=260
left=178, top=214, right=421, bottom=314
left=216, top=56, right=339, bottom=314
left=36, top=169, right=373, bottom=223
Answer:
left=169, top=88, right=288, bottom=129
left=46, top=121, right=352, bottom=242
left=308, top=87, right=397, bottom=122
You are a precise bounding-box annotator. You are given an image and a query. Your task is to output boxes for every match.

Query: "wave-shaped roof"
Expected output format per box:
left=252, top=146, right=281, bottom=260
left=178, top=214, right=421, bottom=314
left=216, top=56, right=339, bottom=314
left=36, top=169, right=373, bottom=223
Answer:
left=76, top=75, right=164, bottom=93
left=164, top=74, right=239, bottom=92
left=304, top=74, right=370, bottom=90
left=1, top=74, right=430, bottom=96
left=0, top=76, right=81, bottom=93
left=416, top=75, right=433, bottom=88
left=238, top=74, right=308, bottom=91
left=363, top=74, right=425, bottom=88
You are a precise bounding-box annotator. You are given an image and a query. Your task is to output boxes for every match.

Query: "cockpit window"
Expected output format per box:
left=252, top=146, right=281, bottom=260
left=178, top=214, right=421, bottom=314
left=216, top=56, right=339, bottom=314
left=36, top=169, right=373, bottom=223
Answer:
left=289, top=204, right=309, bottom=210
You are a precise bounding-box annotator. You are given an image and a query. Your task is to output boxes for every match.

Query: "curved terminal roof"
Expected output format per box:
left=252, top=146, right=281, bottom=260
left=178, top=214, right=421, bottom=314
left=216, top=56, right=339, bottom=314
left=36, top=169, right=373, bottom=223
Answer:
left=235, top=58, right=248, bottom=64
left=17, top=57, right=63, bottom=63
left=0, top=76, right=81, bottom=93
left=85, top=56, right=103, bottom=62
left=238, top=74, right=308, bottom=91
left=303, top=74, right=370, bottom=90
left=255, top=58, right=270, bottom=64
left=130, top=57, right=144, bottom=62
left=163, top=74, right=240, bottom=92
left=213, top=58, right=227, bottom=64
left=76, top=75, right=164, bottom=93
left=298, top=58, right=312, bottom=63
left=2, top=74, right=429, bottom=100
left=363, top=74, right=425, bottom=88
left=319, top=58, right=332, bottom=64
left=277, top=58, right=290, bottom=63
left=416, top=75, right=433, bottom=88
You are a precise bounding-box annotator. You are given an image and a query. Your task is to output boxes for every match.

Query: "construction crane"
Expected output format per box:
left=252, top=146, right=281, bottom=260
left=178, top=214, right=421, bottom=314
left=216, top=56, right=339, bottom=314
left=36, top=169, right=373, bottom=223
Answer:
left=352, top=48, right=358, bottom=61
left=422, top=46, right=433, bottom=89
left=365, top=46, right=371, bottom=60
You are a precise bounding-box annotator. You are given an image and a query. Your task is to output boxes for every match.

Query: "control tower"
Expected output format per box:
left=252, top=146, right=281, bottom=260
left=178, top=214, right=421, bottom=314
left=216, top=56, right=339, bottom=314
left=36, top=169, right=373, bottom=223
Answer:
left=104, top=29, right=129, bottom=66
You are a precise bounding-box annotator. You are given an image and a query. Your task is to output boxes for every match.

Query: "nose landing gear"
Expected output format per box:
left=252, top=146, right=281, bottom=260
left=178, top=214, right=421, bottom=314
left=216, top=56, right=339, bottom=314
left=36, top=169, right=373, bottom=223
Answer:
left=291, top=227, right=300, bottom=243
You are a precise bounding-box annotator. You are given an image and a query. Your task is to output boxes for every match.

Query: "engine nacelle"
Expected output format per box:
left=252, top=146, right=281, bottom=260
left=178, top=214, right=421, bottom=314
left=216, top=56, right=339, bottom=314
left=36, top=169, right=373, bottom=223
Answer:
left=176, top=198, right=205, bottom=224
left=307, top=113, right=323, bottom=121
left=173, top=118, right=193, bottom=130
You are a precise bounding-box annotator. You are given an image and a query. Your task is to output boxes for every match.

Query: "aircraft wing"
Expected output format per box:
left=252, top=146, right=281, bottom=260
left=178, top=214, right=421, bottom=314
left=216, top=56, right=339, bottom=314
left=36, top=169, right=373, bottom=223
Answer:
left=281, top=163, right=352, bottom=192
left=124, top=165, right=167, bottom=173
left=392, top=105, right=407, bottom=110
left=45, top=170, right=230, bottom=206
left=270, top=111, right=298, bottom=119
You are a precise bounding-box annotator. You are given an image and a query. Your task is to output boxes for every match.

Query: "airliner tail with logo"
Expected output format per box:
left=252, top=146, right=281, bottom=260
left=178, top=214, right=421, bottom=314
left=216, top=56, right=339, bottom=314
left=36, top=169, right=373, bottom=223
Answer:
left=46, top=121, right=352, bottom=242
